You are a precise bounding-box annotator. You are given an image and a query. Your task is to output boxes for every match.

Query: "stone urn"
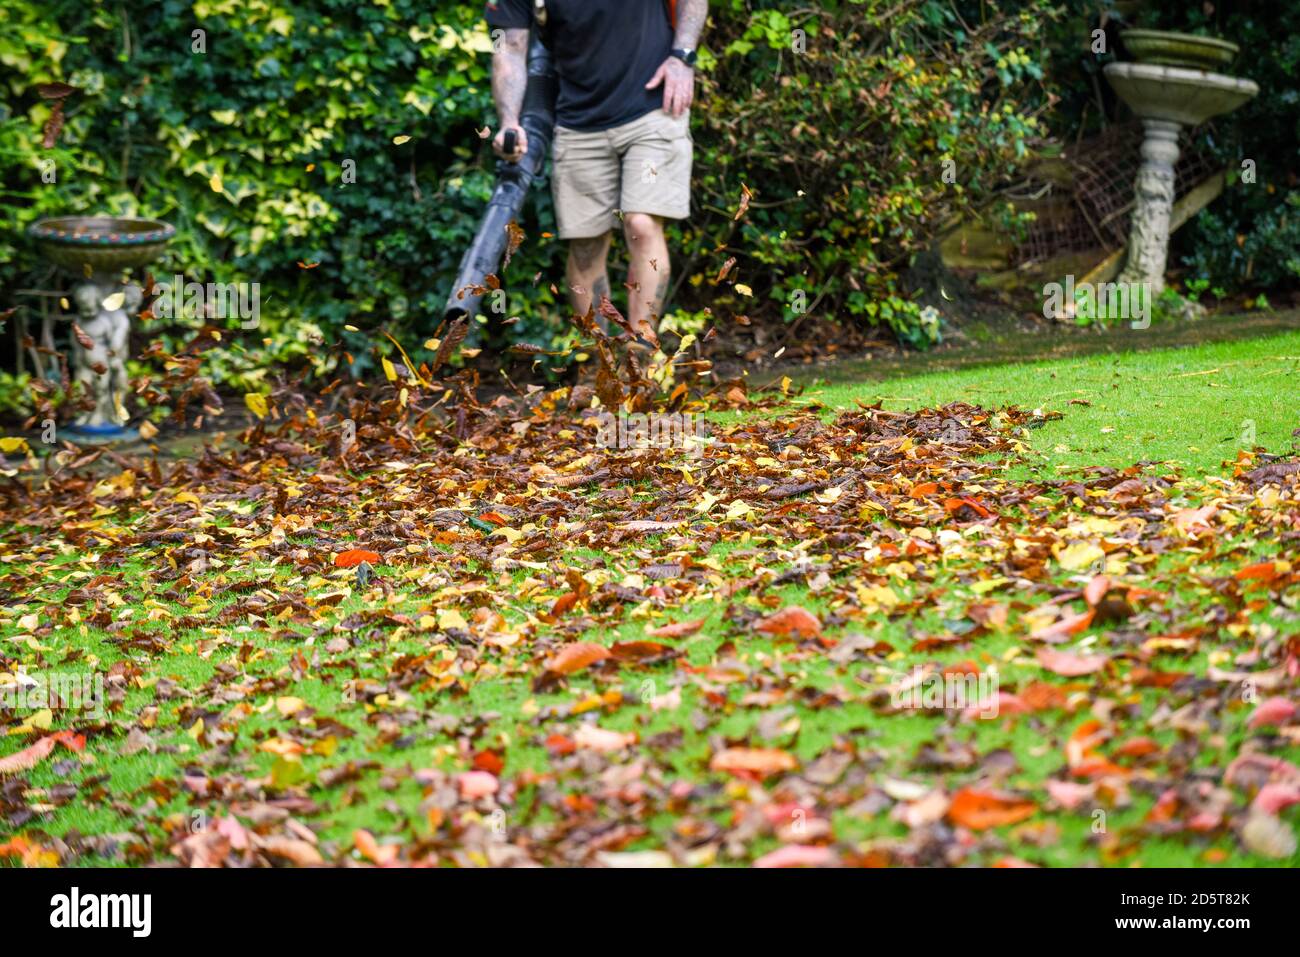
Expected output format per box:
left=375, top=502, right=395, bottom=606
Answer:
left=28, top=216, right=174, bottom=442
left=1104, top=34, right=1257, bottom=293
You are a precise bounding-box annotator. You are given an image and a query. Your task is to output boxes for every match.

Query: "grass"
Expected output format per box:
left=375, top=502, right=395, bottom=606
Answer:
left=803, top=330, right=1300, bottom=475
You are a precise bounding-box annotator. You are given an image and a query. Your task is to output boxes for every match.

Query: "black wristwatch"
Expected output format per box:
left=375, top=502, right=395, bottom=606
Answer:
left=670, top=47, right=697, bottom=68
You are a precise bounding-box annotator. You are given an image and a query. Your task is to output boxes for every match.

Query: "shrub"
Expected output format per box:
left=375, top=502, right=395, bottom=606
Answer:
left=1, top=0, right=1060, bottom=415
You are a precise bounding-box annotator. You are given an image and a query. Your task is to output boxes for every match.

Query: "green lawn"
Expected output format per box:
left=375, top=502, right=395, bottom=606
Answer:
left=807, top=330, right=1300, bottom=475
left=1, top=331, right=1297, bottom=868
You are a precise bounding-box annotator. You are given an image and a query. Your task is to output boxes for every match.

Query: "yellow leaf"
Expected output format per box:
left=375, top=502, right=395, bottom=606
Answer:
left=1054, top=541, right=1105, bottom=571
left=0, top=437, right=29, bottom=454
left=137, top=419, right=158, bottom=440
left=438, top=608, right=469, bottom=630
left=392, top=135, right=411, bottom=145
left=724, top=499, right=753, bottom=521
left=382, top=356, right=398, bottom=382
left=19, top=708, right=54, bottom=733
left=276, top=696, right=306, bottom=716
left=244, top=393, right=269, bottom=420
left=209, top=171, right=223, bottom=193
left=101, top=291, right=126, bottom=311
left=270, top=754, right=307, bottom=788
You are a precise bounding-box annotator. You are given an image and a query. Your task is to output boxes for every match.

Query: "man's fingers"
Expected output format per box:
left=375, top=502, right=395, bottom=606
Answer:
left=670, top=79, right=688, bottom=116
left=493, top=127, right=528, bottom=162
left=645, top=64, right=666, bottom=90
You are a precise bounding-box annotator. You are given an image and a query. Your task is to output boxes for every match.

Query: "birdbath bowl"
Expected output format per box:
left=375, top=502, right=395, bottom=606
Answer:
left=1120, top=29, right=1239, bottom=71
left=27, top=216, right=175, bottom=443
left=1104, top=63, right=1258, bottom=127
left=1102, top=60, right=1258, bottom=293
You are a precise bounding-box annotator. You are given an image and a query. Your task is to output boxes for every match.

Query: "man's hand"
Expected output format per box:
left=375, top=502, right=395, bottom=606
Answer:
left=492, top=125, right=528, bottom=163
left=646, top=56, right=695, bottom=117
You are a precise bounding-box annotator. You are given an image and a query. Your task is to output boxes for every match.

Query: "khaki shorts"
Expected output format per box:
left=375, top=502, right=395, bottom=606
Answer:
left=551, top=109, right=693, bottom=240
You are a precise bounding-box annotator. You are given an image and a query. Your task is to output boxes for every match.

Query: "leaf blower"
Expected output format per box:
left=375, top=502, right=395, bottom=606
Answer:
left=443, top=27, right=558, bottom=327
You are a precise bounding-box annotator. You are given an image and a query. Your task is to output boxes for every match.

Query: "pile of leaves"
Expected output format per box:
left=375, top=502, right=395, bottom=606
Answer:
left=0, top=344, right=1298, bottom=866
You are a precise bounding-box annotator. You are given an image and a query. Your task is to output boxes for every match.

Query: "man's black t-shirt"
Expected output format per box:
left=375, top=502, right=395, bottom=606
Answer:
left=485, top=0, right=673, bottom=132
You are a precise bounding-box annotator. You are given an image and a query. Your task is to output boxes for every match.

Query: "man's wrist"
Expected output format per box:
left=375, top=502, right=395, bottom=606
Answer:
left=670, top=47, right=697, bottom=68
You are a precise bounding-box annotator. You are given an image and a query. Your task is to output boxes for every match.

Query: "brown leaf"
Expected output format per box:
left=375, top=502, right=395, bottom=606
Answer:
left=710, top=747, right=797, bottom=778
left=260, top=835, right=324, bottom=866
left=1035, top=647, right=1108, bottom=677
left=502, top=220, right=526, bottom=270
left=647, top=618, right=705, bottom=638
left=429, top=317, right=468, bottom=374
left=0, top=735, right=57, bottom=775
left=36, top=82, right=78, bottom=100
left=546, top=642, right=611, bottom=676
left=754, top=606, right=822, bottom=639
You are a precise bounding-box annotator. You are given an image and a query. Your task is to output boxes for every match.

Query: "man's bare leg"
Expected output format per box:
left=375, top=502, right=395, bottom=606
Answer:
left=566, top=233, right=613, bottom=319
left=623, top=213, right=670, bottom=341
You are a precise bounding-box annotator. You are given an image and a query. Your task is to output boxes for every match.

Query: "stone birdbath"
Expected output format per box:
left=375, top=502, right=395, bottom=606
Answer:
left=27, top=216, right=174, bottom=443
left=1104, top=33, right=1258, bottom=292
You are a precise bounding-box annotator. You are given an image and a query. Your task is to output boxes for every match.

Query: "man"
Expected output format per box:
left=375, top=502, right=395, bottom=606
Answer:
left=485, top=0, right=708, bottom=349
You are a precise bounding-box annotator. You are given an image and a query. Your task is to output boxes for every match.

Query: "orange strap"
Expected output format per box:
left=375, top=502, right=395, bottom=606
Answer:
left=667, top=0, right=677, bottom=28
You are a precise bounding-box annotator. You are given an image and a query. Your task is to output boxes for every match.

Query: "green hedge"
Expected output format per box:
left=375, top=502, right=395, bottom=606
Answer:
left=3, top=0, right=1066, bottom=405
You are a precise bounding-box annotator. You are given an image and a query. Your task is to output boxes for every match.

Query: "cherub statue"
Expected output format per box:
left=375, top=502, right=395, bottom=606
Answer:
left=70, top=280, right=141, bottom=428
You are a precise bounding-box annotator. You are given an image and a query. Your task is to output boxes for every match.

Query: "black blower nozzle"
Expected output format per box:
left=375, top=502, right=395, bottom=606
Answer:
left=444, top=29, right=557, bottom=326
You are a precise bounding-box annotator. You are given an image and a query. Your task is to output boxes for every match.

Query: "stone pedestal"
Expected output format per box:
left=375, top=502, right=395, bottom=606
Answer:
left=1102, top=60, right=1258, bottom=295
left=1118, top=119, right=1182, bottom=293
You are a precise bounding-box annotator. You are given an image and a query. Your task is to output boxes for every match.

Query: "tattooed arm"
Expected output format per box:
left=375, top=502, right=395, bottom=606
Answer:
left=673, top=0, right=708, bottom=50
left=647, top=0, right=708, bottom=117
left=491, top=27, right=530, bottom=161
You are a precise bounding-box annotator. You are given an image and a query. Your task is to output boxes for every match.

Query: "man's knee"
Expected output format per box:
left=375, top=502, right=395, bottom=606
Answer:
left=622, top=213, right=663, bottom=245
left=567, top=233, right=611, bottom=272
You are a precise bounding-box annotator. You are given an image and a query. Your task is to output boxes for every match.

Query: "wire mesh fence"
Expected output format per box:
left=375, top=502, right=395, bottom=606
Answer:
left=1014, top=122, right=1223, bottom=265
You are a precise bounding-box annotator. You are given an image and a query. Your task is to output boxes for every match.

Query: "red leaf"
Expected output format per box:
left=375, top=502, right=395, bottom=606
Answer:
left=753, top=844, right=835, bottom=868
left=472, top=749, right=505, bottom=775
left=550, top=592, right=579, bottom=617
left=1248, top=697, right=1297, bottom=729
left=334, top=549, right=381, bottom=568
left=1235, top=562, right=1278, bottom=583
left=947, top=788, right=1037, bottom=830
left=545, top=733, right=575, bottom=756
